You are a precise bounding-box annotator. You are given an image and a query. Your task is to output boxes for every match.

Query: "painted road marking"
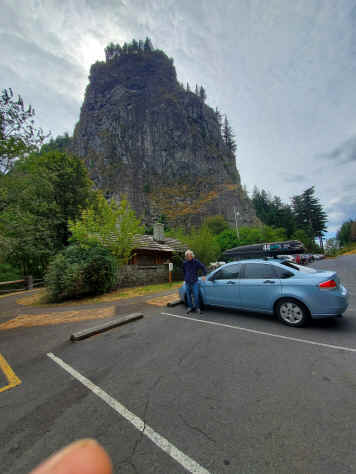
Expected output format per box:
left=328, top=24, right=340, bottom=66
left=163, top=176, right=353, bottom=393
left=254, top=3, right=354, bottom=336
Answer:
left=0, top=353, right=21, bottom=393
left=47, top=352, right=211, bottom=474
left=161, top=312, right=356, bottom=354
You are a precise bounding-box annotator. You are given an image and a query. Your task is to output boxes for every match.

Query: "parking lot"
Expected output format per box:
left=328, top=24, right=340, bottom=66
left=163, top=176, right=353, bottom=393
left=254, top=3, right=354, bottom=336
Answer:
left=1, top=255, right=356, bottom=473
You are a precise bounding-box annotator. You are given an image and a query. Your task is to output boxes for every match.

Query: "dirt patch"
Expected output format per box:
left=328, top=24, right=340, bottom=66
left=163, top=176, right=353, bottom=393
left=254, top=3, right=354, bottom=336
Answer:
left=17, top=283, right=183, bottom=307
left=0, top=306, right=115, bottom=331
left=146, top=294, right=180, bottom=307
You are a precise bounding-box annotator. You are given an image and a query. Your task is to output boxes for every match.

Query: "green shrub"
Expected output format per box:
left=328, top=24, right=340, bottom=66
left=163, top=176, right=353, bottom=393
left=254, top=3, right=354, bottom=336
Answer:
left=0, top=263, right=22, bottom=282
left=45, top=244, right=118, bottom=302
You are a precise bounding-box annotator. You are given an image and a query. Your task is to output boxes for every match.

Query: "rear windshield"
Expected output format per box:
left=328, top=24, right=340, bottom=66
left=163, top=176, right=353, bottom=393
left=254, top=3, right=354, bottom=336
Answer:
left=281, top=261, right=317, bottom=273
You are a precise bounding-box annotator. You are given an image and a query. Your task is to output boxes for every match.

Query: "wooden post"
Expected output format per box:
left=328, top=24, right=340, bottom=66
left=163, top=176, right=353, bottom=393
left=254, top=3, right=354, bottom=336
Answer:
left=24, top=275, right=33, bottom=290
left=168, top=262, right=173, bottom=284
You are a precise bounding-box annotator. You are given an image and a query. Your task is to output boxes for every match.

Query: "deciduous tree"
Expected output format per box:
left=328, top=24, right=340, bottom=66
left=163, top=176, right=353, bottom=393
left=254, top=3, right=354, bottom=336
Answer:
left=0, top=88, right=49, bottom=172
left=69, top=193, right=144, bottom=265
left=0, top=151, right=93, bottom=275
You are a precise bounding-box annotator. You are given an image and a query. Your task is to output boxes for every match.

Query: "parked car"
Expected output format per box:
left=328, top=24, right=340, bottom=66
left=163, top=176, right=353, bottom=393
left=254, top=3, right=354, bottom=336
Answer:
left=208, top=261, right=226, bottom=271
left=179, top=259, right=349, bottom=327
left=276, top=254, right=296, bottom=262
left=313, top=254, right=325, bottom=260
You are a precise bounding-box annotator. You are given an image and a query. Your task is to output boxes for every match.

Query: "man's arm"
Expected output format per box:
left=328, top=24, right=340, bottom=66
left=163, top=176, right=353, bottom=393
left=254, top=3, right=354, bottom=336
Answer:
left=196, top=260, right=207, bottom=280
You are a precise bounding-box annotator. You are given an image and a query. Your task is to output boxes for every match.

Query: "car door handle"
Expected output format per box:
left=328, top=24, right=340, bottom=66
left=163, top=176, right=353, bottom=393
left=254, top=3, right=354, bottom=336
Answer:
left=227, top=281, right=236, bottom=284
left=264, top=280, right=275, bottom=284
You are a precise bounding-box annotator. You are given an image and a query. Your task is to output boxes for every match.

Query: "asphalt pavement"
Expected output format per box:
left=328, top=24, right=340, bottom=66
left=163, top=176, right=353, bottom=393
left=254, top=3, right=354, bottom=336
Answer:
left=1, top=254, right=356, bottom=473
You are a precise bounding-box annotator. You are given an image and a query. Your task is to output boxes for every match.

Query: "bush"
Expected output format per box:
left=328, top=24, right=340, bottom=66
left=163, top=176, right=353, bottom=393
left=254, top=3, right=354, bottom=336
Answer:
left=45, top=244, right=118, bottom=302
left=0, top=263, right=22, bottom=282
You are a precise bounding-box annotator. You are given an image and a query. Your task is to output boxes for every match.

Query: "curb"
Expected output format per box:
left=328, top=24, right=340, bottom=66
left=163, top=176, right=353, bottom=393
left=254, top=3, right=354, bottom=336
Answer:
left=167, top=300, right=183, bottom=307
left=70, top=312, right=144, bottom=341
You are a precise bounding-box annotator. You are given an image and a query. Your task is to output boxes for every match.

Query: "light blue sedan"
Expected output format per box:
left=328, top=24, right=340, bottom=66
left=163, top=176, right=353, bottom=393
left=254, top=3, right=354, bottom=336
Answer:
left=179, top=259, right=349, bottom=327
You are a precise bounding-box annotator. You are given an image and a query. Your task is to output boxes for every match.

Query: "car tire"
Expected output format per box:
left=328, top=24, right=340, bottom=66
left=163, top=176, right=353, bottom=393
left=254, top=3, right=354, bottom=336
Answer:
left=275, top=299, right=309, bottom=327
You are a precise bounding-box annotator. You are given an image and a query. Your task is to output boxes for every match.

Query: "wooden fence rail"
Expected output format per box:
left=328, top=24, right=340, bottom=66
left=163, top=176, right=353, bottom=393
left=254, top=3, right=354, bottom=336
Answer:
left=0, top=276, right=44, bottom=294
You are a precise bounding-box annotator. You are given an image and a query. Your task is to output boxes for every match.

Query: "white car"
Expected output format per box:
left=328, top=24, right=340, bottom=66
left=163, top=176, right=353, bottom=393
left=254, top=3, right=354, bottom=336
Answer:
left=276, top=255, right=296, bottom=262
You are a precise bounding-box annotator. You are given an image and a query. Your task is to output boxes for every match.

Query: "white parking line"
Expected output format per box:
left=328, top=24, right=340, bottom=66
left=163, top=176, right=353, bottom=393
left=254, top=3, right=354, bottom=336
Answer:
left=161, top=312, right=356, bottom=354
left=47, top=352, right=211, bottom=474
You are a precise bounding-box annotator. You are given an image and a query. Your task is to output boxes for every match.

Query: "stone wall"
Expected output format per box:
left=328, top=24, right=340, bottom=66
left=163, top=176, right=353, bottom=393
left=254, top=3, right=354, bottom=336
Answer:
left=117, top=264, right=181, bottom=287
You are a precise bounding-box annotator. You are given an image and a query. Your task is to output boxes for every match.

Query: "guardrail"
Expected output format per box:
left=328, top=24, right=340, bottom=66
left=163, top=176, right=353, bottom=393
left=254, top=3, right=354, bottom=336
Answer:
left=0, top=276, right=44, bottom=295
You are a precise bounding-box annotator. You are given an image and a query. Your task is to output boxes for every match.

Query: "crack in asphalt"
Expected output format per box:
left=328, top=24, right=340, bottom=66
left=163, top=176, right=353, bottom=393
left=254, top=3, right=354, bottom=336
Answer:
left=125, top=374, right=164, bottom=470
left=179, top=413, right=216, bottom=444
left=177, top=343, right=198, bottom=367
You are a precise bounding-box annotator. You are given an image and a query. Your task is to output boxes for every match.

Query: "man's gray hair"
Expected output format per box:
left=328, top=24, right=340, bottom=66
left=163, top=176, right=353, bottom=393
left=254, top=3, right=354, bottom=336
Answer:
left=185, top=249, right=194, bottom=258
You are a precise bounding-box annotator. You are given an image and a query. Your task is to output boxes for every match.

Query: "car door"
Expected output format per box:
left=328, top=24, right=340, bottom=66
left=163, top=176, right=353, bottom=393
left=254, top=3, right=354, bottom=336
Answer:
left=203, top=263, right=242, bottom=308
left=239, top=262, right=282, bottom=311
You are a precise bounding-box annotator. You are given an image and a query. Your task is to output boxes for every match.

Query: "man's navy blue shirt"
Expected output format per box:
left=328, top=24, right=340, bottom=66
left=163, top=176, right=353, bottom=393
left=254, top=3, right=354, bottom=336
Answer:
left=183, top=258, right=207, bottom=284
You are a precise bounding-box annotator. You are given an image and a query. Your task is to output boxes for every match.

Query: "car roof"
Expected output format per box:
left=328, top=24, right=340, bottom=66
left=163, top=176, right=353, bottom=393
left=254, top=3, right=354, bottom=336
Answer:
left=224, top=259, right=283, bottom=265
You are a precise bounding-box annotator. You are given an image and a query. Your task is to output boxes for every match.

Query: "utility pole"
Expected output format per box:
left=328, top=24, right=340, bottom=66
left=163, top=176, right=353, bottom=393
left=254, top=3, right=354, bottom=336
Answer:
left=233, top=207, right=240, bottom=239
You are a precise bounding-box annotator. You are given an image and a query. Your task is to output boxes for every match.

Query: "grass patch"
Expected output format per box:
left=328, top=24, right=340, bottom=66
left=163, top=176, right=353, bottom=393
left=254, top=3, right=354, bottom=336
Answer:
left=326, top=242, right=356, bottom=257
left=17, top=281, right=182, bottom=307
left=338, top=242, right=356, bottom=255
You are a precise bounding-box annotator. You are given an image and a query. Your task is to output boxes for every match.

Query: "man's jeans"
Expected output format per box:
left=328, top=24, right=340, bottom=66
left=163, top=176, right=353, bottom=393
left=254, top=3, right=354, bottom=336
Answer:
left=186, top=281, right=200, bottom=309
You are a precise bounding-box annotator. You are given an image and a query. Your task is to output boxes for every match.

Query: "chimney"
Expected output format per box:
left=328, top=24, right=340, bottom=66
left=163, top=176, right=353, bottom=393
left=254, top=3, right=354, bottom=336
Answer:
left=153, top=223, right=164, bottom=242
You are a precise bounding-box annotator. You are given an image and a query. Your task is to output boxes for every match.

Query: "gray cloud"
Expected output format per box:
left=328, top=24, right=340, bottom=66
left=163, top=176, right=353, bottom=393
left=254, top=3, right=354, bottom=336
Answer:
left=320, top=136, right=356, bottom=165
left=280, top=174, right=307, bottom=184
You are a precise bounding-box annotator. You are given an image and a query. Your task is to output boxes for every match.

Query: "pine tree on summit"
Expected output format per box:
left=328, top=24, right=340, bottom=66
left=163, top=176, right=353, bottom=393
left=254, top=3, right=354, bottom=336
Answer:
left=144, top=37, right=153, bottom=52
left=199, top=86, right=207, bottom=102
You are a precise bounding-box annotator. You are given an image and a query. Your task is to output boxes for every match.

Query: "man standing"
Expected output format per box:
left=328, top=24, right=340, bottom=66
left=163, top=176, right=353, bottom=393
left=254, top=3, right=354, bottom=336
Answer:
left=183, top=249, right=207, bottom=314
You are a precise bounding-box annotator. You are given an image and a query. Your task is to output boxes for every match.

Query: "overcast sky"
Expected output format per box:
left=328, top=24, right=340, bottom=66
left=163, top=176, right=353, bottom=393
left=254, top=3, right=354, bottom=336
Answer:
left=1, top=0, right=356, bottom=236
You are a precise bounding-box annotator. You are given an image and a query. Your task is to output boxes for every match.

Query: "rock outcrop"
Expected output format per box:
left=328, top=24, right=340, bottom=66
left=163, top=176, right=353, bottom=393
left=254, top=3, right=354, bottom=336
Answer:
left=72, top=42, right=259, bottom=228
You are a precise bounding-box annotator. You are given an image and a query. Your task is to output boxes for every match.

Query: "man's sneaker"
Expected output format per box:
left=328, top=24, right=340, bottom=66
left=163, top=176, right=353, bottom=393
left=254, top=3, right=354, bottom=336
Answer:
left=196, top=308, right=203, bottom=315
left=186, top=307, right=193, bottom=314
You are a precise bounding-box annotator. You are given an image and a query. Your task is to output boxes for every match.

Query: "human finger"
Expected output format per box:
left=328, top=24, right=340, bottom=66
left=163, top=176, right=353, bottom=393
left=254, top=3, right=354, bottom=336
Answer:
left=30, top=438, right=113, bottom=474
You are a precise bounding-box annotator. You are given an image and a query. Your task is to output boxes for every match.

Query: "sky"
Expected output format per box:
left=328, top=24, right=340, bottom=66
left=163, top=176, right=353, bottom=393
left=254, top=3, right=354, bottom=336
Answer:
left=1, top=0, right=356, bottom=237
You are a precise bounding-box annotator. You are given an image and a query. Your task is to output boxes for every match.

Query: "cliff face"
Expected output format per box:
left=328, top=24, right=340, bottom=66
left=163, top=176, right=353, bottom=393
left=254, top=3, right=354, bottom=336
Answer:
left=72, top=45, right=259, bottom=228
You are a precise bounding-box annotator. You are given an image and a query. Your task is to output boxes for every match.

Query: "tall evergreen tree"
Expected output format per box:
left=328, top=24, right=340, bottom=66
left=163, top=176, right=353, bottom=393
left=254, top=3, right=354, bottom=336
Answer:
left=144, top=37, right=153, bottom=52
left=222, top=115, right=237, bottom=153
left=199, top=86, right=207, bottom=102
left=215, top=107, right=222, bottom=130
left=292, top=187, right=327, bottom=247
left=336, top=219, right=353, bottom=245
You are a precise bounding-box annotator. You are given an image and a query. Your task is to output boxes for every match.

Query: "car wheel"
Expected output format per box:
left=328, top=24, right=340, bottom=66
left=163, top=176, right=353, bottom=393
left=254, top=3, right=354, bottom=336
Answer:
left=276, top=299, right=309, bottom=327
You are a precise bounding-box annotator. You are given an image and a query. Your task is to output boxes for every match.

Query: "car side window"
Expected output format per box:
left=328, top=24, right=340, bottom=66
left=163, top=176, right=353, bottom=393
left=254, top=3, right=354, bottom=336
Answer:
left=273, top=266, right=294, bottom=279
left=213, top=264, right=241, bottom=280
left=243, top=263, right=277, bottom=279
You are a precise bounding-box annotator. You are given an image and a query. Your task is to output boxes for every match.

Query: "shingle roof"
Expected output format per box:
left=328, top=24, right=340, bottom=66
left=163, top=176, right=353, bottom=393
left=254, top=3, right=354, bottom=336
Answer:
left=132, top=235, right=187, bottom=253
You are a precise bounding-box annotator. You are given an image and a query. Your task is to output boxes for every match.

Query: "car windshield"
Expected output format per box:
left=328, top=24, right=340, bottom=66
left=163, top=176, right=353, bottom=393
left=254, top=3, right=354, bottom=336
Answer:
left=281, top=261, right=317, bottom=273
